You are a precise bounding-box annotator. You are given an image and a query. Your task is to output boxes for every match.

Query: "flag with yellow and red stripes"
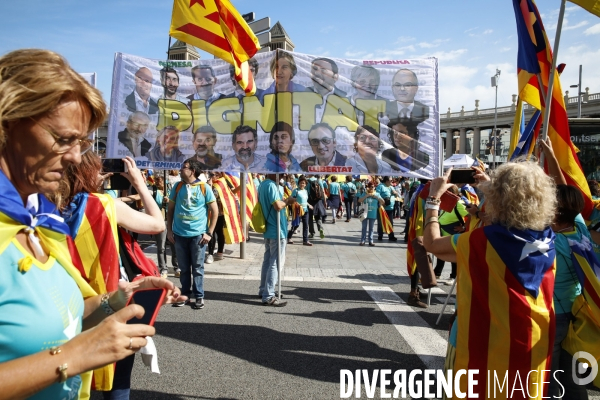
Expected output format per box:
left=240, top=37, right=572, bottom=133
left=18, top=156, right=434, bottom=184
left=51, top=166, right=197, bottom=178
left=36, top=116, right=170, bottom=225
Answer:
left=212, top=177, right=245, bottom=244
left=169, top=0, right=260, bottom=95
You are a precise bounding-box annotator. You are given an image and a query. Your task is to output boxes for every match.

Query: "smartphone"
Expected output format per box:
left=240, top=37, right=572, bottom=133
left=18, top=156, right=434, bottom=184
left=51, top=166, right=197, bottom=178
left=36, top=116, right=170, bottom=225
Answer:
left=449, top=169, right=476, bottom=184
left=102, top=158, right=127, bottom=173
left=126, top=288, right=167, bottom=326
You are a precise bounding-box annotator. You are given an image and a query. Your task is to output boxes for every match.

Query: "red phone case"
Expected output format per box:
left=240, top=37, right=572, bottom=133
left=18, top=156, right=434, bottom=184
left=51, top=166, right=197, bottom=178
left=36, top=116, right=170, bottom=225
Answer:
left=126, top=288, right=166, bottom=326
left=418, top=182, right=460, bottom=212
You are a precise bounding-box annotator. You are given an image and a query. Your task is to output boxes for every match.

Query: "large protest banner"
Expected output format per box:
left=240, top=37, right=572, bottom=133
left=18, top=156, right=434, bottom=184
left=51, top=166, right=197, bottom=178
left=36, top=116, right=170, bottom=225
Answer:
left=107, top=50, right=439, bottom=178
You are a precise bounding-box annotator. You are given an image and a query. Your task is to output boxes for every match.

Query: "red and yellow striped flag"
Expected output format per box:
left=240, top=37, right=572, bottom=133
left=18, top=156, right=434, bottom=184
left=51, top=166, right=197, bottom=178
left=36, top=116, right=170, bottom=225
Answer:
left=65, top=192, right=119, bottom=392
left=513, top=0, right=596, bottom=220
left=224, top=172, right=258, bottom=229
left=213, top=177, right=244, bottom=244
left=169, top=0, right=260, bottom=95
left=451, top=225, right=556, bottom=398
left=378, top=206, right=393, bottom=234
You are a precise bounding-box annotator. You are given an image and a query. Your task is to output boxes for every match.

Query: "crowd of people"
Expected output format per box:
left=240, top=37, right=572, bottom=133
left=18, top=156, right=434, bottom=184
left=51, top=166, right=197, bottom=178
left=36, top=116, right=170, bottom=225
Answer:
left=1, top=47, right=599, bottom=400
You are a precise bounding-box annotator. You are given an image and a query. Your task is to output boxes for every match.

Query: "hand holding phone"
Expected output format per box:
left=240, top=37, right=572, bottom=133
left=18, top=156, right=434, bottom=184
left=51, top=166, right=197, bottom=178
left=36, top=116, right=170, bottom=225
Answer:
left=449, top=169, right=476, bottom=184
left=126, top=288, right=167, bottom=326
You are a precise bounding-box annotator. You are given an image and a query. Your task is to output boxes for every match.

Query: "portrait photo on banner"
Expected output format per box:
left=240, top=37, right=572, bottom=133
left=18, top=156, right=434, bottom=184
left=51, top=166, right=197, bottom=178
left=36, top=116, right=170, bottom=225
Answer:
left=107, top=50, right=439, bottom=178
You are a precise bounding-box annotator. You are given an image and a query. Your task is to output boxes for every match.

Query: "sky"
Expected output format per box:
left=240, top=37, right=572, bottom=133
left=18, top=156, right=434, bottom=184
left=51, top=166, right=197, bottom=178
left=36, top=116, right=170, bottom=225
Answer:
left=0, top=0, right=598, bottom=114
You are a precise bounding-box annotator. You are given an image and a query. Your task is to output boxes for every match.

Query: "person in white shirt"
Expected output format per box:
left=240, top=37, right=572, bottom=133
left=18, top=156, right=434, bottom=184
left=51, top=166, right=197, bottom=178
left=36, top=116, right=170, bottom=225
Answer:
left=345, top=125, right=392, bottom=175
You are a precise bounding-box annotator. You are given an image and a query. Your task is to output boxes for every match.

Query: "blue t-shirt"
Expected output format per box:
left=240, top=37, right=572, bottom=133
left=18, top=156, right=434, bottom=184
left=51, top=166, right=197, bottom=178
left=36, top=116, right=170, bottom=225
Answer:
left=292, top=188, right=309, bottom=212
left=363, top=193, right=382, bottom=219
left=329, top=182, right=340, bottom=195
left=376, top=184, right=396, bottom=210
left=259, top=179, right=287, bottom=239
left=341, top=182, right=357, bottom=198
left=0, top=240, right=85, bottom=399
left=169, top=181, right=216, bottom=237
left=554, top=214, right=587, bottom=314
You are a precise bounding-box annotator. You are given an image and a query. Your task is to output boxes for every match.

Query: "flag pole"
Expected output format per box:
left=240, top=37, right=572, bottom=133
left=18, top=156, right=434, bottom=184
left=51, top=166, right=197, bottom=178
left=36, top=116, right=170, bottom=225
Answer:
left=539, top=0, right=566, bottom=165
left=240, top=173, right=247, bottom=259
left=275, top=50, right=282, bottom=301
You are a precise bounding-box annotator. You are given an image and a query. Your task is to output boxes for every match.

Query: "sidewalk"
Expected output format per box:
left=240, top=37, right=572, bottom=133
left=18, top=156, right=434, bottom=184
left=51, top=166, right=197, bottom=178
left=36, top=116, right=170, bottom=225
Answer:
left=140, top=216, right=442, bottom=285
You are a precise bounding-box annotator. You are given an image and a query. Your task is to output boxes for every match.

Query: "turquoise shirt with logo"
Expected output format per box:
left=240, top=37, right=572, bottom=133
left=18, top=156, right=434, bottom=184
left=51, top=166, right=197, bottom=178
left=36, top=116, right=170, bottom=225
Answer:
left=363, top=193, right=382, bottom=219
left=376, top=184, right=396, bottom=211
left=0, top=240, right=85, bottom=400
left=169, top=181, right=216, bottom=237
left=292, top=188, right=309, bottom=212
left=259, top=179, right=287, bottom=239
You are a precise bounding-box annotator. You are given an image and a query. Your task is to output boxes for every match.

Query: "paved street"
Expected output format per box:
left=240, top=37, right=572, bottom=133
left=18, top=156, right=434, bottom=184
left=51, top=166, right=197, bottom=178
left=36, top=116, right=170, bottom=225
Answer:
left=91, top=217, right=600, bottom=399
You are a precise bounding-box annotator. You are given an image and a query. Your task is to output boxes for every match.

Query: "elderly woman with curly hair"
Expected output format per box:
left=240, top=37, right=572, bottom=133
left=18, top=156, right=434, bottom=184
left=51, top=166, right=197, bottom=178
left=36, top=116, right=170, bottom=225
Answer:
left=423, top=162, right=558, bottom=398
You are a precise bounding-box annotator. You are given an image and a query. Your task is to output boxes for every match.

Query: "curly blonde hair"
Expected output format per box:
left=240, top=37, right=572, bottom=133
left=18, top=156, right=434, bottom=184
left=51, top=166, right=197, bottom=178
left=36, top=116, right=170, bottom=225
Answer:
left=0, top=49, right=106, bottom=152
left=479, top=161, right=556, bottom=231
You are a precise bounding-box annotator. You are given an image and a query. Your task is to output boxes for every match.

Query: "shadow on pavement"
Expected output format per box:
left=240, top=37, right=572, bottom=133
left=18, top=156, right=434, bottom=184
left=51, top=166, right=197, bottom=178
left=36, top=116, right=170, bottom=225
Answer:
left=154, top=321, right=426, bottom=384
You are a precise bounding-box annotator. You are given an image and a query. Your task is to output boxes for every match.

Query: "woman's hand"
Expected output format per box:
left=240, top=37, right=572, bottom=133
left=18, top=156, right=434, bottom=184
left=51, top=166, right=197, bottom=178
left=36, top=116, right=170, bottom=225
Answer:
left=472, top=168, right=490, bottom=187
left=66, top=304, right=155, bottom=374
left=112, top=277, right=187, bottom=310
left=429, top=168, right=454, bottom=199
left=120, top=157, right=146, bottom=190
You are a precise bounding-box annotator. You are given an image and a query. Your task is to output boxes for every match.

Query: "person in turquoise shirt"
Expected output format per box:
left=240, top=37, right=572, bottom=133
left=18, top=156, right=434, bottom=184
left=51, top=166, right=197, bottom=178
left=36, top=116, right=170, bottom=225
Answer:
left=358, top=181, right=384, bottom=245
left=341, top=176, right=357, bottom=222
left=327, top=176, right=341, bottom=223
left=257, top=174, right=296, bottom=306
left=376, top=176, right=399, bottom=241
left=167, top=158, right=218, bottom=309
left=287, top=176, right=312, bottom=246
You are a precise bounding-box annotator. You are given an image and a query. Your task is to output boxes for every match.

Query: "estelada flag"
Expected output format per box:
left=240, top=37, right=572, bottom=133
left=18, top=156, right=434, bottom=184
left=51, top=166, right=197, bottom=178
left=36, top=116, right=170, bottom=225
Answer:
left=513, top=0, right=596, bottom=220
left=224, top=172, right=258, bottom=229
left=169, top=0, right=260, bottom=95
left=212, top=177, right=245, bottom=244
left=562, top=235, right=600, bottom=388
left=568, top=0, right=600, bottom=17
left=378, top=206, right=393, bottom=234
left=63, top=192, right=120, bottom=392
left=451, top=224, right=556, bottom=399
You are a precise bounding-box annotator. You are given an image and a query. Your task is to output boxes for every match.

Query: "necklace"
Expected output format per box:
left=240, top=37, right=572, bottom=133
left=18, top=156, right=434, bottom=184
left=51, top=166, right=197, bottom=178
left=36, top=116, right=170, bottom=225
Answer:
left=554, top=225, right=573, bottom=233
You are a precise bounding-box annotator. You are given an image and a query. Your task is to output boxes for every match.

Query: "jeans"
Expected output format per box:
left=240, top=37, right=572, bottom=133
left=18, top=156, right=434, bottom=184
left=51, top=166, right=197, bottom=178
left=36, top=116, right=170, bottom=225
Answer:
left=434, top=258, right=457, bottom=279
left=208, top=215, right=225, bottom=255
left=288, top=211, right=309, bottom=242
left=259, top=238, right=286, bottom=302
left=156, top=229, right=178, bottom=272
left=353, top=196, right=360, bottom=215
left=549, top=312, right=589, bottom=399
left=361, top=218, right=376, bottom=243
left=174, top=234, right=206, bottom=299
left=344, top=198, right=353, bottom=220
left=103, top=354, right=135, bottom=400
left=331, top=207, right=336, bottom=221
left=377, top=209, right=395, bottom=238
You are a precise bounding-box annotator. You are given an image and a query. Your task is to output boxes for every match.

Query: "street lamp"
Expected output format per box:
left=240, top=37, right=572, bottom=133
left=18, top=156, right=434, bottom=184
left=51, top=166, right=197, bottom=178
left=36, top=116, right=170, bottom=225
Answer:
left=491, top=69, right=501, bottom=169
left=569, top=64, right=583, bottom=118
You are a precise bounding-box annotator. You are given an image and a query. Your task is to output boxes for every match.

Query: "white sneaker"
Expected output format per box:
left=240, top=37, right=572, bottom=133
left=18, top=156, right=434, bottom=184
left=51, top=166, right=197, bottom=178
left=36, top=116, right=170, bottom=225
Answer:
left=205, top=254, right=214, bottom=264
left=445, top=278, right=455, bottom=286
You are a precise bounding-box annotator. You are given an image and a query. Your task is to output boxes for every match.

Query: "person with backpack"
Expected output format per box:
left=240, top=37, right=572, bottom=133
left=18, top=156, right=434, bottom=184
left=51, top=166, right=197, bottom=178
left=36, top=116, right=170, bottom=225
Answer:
left=257, top=174, right=297, bottom=306
left=353, top=176, right=364, bottom=217
left=327, top=176, right=341, bottom=224
left=287, top=176, right=312, bottom=246
left=167, top=158, right=219, bottom=310
left=341, top=176, right=357, bottom=222
left=307, top=178, right=326, bottom=239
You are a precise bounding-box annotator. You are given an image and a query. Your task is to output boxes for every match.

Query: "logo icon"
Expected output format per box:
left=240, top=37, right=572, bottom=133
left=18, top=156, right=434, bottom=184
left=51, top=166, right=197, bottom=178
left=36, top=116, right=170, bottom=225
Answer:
left=572, top=351, right=598, bottom=386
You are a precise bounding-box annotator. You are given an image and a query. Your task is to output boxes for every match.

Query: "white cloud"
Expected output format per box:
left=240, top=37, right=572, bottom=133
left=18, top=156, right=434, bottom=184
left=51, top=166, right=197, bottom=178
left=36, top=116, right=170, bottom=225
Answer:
left=464, top=27, right=478, bottom=33
left=483, top=29, right=493, bottom=35
left=424, top=49, right=467, bottom=61
left=500, top=47, right=512, bottom=52
left=563, top=20, right=589, bottom=30
left=584, top=23, right=600, bottom=35
left=394, top=36, right=415, bottom=44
